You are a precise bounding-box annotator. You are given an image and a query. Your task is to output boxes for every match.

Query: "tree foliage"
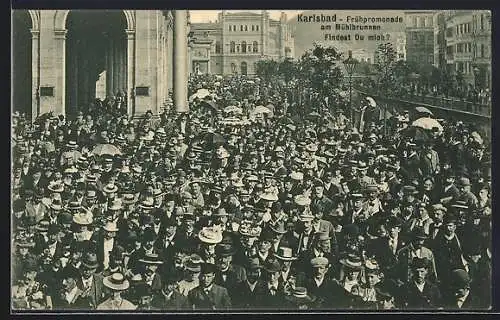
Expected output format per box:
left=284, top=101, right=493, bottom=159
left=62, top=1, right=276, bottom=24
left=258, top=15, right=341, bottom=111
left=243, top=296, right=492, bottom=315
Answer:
left=297, top=43, right=345, bottom=98
left=374, top=42, right=398, bottom=95
left=255, top=60, right=279, bottom=82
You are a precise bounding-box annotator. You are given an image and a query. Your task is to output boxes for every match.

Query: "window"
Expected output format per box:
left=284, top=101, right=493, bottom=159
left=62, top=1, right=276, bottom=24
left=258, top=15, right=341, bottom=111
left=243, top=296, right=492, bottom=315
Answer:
left=244, top=25, right=248, bottom=31
left=446, top=27, right=453, bottom=37
left=233, top=25, right=236, bottom=31
left=236, top=44, right=240, bottom=53
left=229, top=25, right=231, bottom=31
left=412, top=17, right=417, bottom=27
left=230, top=41, right=235, bottom=53
left=253, top=41, right=258, bottom=53
left=456, top=25, right=459, bottom=35
left=481, top=44, right=485, bottom=57
left=241, top=41, right=247, bottom=53
left=252, top=25, right=254, bottom=31
left=419, top=17, right=425, bottom=27
left=231, top=63, right=237, bottom=74
left=480, top=14, right=484, bottom=30
left=215, top=41, right=221, bottom=54
left=256, top=25, right=259, bottom=31
left=240, top=25, right=243, bottom=31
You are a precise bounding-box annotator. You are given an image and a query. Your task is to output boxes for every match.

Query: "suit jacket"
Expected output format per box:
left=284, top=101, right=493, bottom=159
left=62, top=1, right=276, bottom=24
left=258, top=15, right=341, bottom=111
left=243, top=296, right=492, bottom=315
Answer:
left=400, top=280, right=442, bottom=309
left=396, top=244, right=437, bottom=284
left=366, top=236, right=406, bottom=278
left=443, top=290, right=482, bottom=310
left=25, top=201, right=48, bottom=224
left=419, top=150, right=440, bottom=177
left=188, top=284, right=232, bottom=310
left=75, top=273, right=105, bottom=309
left=232, top=280, right=268, bottom=309
left=304, top=277, right=347, bottom=309
left=257, top=282, right=288, bottom=309
left=151, top=289, right=190, bottom=310
left=214, top=264, right=246, bottom=293
left=284, top=230, right=317, bottom=255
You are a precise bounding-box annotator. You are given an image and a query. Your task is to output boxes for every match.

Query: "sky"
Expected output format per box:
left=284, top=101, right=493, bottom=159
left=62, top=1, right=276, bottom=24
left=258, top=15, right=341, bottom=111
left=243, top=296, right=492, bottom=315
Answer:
left=189, top=10, right=303, bottom=23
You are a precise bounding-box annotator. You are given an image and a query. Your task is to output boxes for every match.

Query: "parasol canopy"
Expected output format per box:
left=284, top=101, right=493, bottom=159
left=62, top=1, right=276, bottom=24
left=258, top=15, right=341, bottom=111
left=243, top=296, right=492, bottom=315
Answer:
left=92, top=143, right=122, bottom=156
left=415, top=106, right=434, bottom=116
left=224, top=106, right=243, bottom=114
left=252, top=105, right=272, bottom=115
left=189, top=88, right=211, bottom=101
left=412, top=117, right=443, bottom=132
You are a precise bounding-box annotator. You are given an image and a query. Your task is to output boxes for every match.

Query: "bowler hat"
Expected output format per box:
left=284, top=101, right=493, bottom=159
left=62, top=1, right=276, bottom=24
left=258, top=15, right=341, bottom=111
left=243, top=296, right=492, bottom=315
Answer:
left=82, top=252, right=99, bottom=269
left=215, top=244, right=236, bottom=257
left=450, top=269, right=471, bottom=288
left=274, top=247, right=297, bottom=261
left=263, top=259, right=282, bottom=273
left=200, top=262, right=218, bottom=275
left=410, top=257, right=430, bottom=270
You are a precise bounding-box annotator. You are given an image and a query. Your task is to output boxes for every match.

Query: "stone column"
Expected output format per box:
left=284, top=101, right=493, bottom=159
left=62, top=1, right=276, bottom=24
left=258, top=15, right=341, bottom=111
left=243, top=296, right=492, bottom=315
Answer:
left=54, top=29, right=67, bottom=116
left=173, top=10, right=188, bottom=113
left=126, top=29, right=135, bottom=115
left=71, top=39, right=79, bottom=112
left=30, top=29, right=40, bottom=122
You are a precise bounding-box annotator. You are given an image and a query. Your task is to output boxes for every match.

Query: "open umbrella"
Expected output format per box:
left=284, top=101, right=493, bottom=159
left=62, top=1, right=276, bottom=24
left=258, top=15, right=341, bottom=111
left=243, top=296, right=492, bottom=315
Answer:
left=403, top=126, right=430, bottom=142
left=202, top=132, right=226, bottom=147
left=224, top=106, right=243, bottom=114
left=200, top=100, right=218, bottom=112
left=415, top=106, right=434, bottom=116
left=92, top=143, right=122, bottom=156
left=189, top=88, right=211, bottom=101
left=412, top=117, right=443, bottom=132
left=252, top=105, right=272, bottom=115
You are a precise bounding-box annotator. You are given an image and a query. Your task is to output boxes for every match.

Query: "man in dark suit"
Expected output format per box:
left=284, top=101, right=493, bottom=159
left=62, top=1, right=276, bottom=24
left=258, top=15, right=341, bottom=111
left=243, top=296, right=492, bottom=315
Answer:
left=188, top=263, right=232, bottom=310
left=76, top=252, right=105, bottom=309
left=151, top=274, right=190, bottom=310
left=258, top=258, right=287, bottom=309
left=399, top=257, right=442, bottom=309
left=232, top=257, right=267, bottom=309
left=442, top=269, right=481, bottom=310
left=214, top=243, right=246, bottom=294
left=365, top=216, right=405, bottom=280
left=302, top=256, right=347, bottom=309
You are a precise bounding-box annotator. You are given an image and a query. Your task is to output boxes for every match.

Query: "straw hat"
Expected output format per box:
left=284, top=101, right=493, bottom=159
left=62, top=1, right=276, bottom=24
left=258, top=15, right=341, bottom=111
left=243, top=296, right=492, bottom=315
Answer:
left=103, top=221, right=119, bottom=232
left=198, top=227, right=223, bottom=244
left=274, top=247, right=297, bottom=261
left=103, top=183, right=118, bottom=194
left=73, top=211, right=93, bottom=225
left=103, top=273, right=130, bottom=291
left=340, top=254, right=363, bottom=270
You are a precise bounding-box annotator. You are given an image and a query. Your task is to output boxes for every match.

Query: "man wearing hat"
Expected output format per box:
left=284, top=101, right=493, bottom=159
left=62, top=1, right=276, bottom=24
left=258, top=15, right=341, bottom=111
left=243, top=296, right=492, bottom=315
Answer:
left=76, top=252, right=105, bottom=309
left=442, top=269, right=480, bottom=309
left=284, top=286, right=317, bottom=309
left=259, top=258, right=287, bottom=308
left=438, top=170, right=459, bottom=205
left=399, top=257, right=442, bottom=309
left=432, top=213, right=467, bottom=297
left=303, top=256, right=346, bottom=309
left=419, top=140, right=440, bottom=178
left=232, top=257, right=267, bottom=309
left=188, top=263, right=232, bottom=310
left=25, top=187, right=49, bottom=224
left=177, top=254, right=203, bottom=296
left=456, top=177, right=479, bottom=210
left=97, top=273, right=137, bottom=310
left=214, top=243, right=246, bottom=292
left=151, top=273, right=189, bottom=310
left=138, top=252, right=164, bottom=294
left=94, top=220, right=119, bottom=272
left=395, top=228, right=437, bottom=285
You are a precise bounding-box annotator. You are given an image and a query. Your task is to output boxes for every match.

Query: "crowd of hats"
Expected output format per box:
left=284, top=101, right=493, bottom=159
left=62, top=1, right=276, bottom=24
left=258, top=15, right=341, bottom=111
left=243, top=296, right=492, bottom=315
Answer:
left=10, top=73, right=492, bottom=310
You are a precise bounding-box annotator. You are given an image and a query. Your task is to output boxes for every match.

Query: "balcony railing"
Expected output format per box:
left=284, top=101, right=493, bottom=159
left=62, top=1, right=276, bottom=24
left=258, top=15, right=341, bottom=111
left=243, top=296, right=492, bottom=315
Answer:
left=354, top=85, right=491, bottom=118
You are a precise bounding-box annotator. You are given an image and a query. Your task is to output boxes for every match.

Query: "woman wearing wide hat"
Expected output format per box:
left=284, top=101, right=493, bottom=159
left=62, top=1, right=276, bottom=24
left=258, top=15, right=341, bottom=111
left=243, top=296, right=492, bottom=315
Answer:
left=96, top=273, right=136, bottom=310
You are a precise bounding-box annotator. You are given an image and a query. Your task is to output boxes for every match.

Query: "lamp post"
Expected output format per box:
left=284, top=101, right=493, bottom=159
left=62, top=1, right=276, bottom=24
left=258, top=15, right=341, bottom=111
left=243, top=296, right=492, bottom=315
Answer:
left=344, top=50, right=358, bottom=123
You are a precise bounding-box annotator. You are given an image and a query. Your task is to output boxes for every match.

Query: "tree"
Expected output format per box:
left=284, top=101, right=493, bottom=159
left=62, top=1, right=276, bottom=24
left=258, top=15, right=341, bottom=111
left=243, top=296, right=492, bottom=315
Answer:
left=255, top=59, right=279, bottom=83
left=296, top=43, right=345, bottom=110
left=278, top=58, right=297, bottom=85
left=374, top=42, right=398, bottom=96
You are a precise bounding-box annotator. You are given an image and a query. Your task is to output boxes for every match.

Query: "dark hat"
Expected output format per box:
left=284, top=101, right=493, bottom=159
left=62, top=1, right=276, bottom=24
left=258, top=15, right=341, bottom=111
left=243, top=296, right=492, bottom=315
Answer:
left=412, top=228, right=428, bottom=240
left=410, top=257, right=430, bottom=270
left=443, top=213, right=458, bottom=225
left=450, top=269, right=471, bottom=288
left=402, top=185, right=418, bottom=195
left=457, top=177, right=471, bottom=187
left=200, top=262, right=218, bottom=275
left=343, top=224, right=360, bottom=237
left=142, top=228, right=157, bottom=242
left=215, top=243, right=236, bottom=257
left=263, top=258, right=281, bottom=273
left=285, top=286, right=315, bottom=305
left=81, top=252, right=99, bottom=269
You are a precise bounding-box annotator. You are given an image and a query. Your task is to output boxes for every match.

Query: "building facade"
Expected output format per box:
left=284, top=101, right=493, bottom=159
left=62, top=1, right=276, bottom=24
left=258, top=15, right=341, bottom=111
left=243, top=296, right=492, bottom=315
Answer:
left=12, top=10, right=190, bottom=121
left=404, top=11, right=435, bottom=66
left=189, top=11, right=294, bottom=76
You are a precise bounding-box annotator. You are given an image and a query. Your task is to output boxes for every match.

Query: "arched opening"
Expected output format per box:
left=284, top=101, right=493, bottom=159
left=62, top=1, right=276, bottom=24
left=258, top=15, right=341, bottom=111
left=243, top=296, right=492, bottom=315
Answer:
left=65, top=10, right=128, bottom=118
left=240, top=61, right=247, bottom=75
left=12, top=10, right=32, bottom=120
left=241, top=41, right=247, bottom=53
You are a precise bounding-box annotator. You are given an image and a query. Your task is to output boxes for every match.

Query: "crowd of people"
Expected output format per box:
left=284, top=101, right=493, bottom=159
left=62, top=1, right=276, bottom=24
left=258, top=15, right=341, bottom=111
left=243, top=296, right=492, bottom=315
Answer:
left=11, top=73, right=491, bottom=311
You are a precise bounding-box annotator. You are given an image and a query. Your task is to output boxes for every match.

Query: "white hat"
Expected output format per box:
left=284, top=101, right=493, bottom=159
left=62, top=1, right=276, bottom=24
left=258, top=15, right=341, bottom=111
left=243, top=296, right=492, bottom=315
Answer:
left=103, top=273, right=129, bottom=291
left=198, top=227, right=223, bottom=244
left=103, top=221, right=119, bottom=232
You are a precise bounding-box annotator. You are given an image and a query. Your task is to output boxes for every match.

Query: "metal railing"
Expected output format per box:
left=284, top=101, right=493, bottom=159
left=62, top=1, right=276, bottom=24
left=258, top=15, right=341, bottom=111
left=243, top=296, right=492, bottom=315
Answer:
left=355, top=85, right=491, bottom=118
